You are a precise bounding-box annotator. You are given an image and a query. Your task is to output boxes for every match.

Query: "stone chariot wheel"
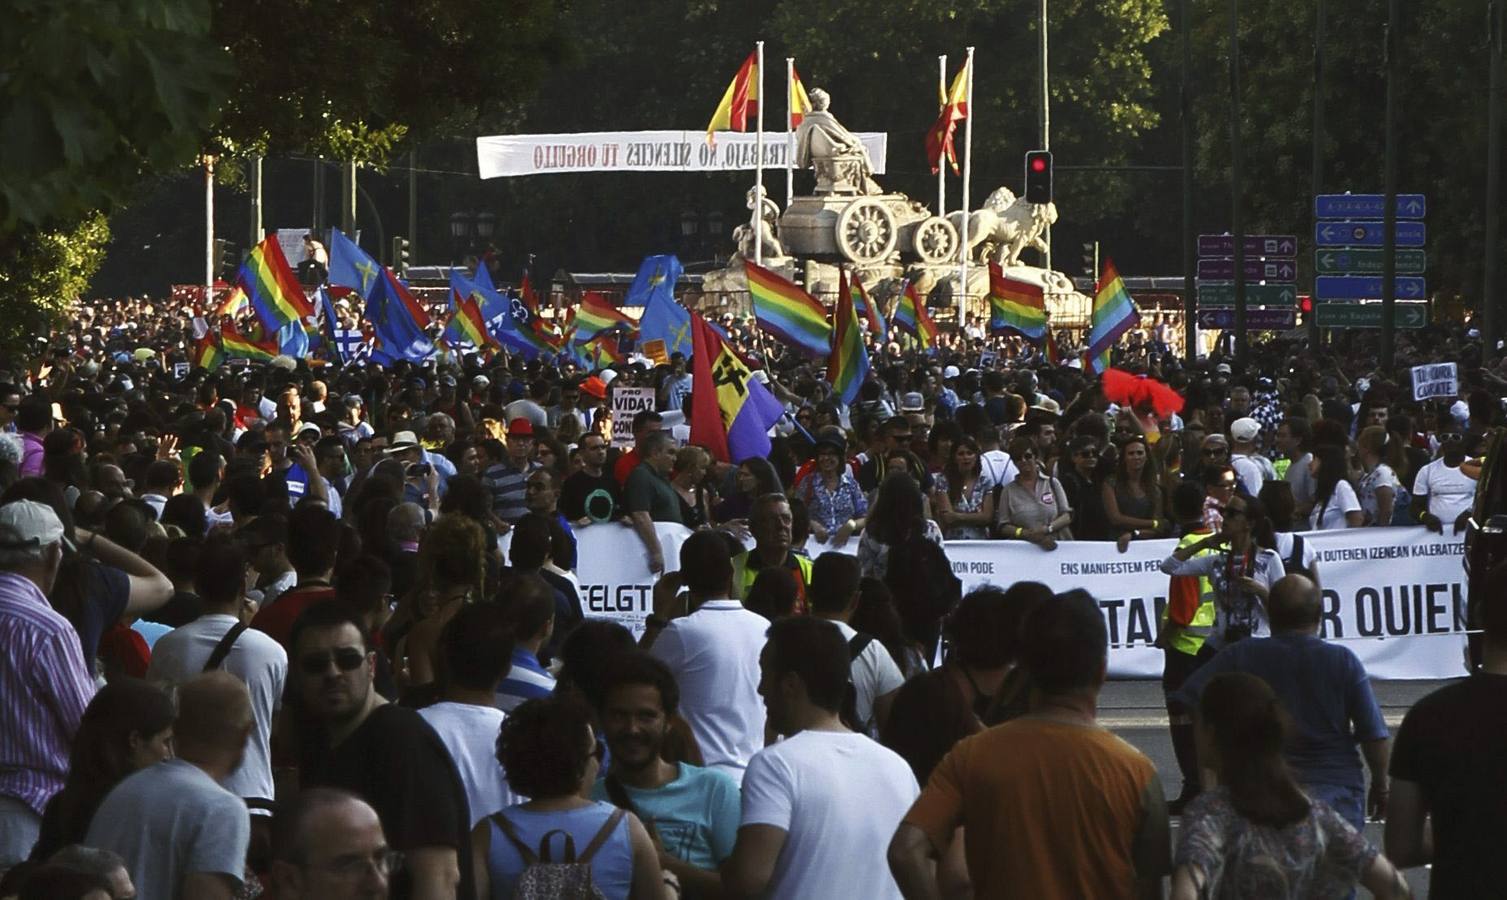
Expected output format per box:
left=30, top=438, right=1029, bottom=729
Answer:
left=836, top=198, right=899, bottom=265
left=911, top=216, right=959, bottom=265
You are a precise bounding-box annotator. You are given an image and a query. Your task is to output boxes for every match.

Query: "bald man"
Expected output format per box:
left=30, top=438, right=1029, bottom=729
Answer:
left=271, top=788, right=391, bottom=900
left=1175, top=574, right=1390, bottom=830
left=87, top=671, right=254, bottom=900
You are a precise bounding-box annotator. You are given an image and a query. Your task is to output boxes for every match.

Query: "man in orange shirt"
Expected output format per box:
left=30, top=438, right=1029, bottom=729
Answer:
left=888, top=589, right=1171, bottom=900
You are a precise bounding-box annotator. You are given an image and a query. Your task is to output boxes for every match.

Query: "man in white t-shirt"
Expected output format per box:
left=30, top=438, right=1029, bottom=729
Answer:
left=809, top=552, right=904, bottom=736
left=1229, top=417, right=1271, bottom=496
left=417, top=602, right=520, bottom=826
left=722, top=617, right=919, bottom=900
left=1414, top=433, right=1479, bottom=534
left=147, top=535, right=286, bottom=816
left=644, top=531, right=768, bottom=785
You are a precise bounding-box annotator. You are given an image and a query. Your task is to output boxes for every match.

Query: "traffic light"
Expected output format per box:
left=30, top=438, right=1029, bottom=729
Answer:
left=1024, top=150, right=1053, bottom=204
left=392, top=236, right=411, bottom=276
left=213, top=239, right=238, bottom=279
left=1082, top=240, right=1099, bottom=279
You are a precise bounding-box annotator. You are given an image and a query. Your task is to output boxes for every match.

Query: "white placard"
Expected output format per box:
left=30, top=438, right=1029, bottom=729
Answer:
left=609, top=387, right=656, bottom=448
left=476, top=130, right=888, bottom=179
left=1411, top=362, right=1458, bottom=401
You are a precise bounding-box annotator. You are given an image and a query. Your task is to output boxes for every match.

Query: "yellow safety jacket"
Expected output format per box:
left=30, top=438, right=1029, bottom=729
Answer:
left=1163, top=531, right=1218, bottom=656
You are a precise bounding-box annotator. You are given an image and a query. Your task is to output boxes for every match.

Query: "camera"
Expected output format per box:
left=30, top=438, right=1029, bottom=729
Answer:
left=406, top=462, right=431, bottom=478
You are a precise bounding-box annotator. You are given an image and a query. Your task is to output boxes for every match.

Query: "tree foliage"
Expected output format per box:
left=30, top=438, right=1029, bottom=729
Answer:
left=0, top=0, right=230, bottom=234
left=0, top=214, right=111, bottom=360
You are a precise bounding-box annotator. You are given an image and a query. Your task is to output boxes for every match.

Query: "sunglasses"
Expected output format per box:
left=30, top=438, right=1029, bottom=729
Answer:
left=1203, top=447, right=1228, bottom=456
left=1017, top=451, right=1037, bottom=460
left=1214, top=505, right=1247, bottom=518
left=299, top=647, right=366, bottom=677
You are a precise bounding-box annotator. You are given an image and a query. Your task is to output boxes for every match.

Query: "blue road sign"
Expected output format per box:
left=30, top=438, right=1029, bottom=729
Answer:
left=1315, top=194, right=1426, bottom=219
left=1314, top=275, right=1427, bottom=300
left=1314, top=221, right=1426, bottom=247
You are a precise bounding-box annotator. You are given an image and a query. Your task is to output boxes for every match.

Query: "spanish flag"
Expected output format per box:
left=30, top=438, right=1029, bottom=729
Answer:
left=789, top=65, right=812, bottom=127
left=926, top=60, right=970, bottom=176
left=707, top=51, right=759, bottom=144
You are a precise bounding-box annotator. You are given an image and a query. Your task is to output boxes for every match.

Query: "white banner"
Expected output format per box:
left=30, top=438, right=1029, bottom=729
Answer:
left=511, top=525, right=1466, bottom=680
left=609, top=387, right=656, bottom=448
left=476, top=130, right=888, bottom=179
left=1410, top=362, right=1458, bottom=401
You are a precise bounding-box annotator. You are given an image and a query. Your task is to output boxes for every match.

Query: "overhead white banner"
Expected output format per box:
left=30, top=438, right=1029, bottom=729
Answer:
left=507, top=525, right=1466, bottom=680
left=476, top=130, right=888, bottom=179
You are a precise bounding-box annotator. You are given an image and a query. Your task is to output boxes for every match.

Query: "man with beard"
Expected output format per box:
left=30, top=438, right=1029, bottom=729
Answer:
left=592, top=650, right=741, bottom=898
left=291, top=602, right=470, bottom=900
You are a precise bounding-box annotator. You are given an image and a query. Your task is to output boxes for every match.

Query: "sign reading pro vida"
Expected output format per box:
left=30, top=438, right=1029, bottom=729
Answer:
left=529, top=525, right=1467, bottom=680
left=476, top=130, right=889, bottom=178
left=609, top=387, right=656, bottom=449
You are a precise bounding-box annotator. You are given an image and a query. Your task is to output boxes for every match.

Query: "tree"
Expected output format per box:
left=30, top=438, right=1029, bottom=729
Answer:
left=0, top=215, right=111, bottom=361
left=0, top=0, right=229, bottom=234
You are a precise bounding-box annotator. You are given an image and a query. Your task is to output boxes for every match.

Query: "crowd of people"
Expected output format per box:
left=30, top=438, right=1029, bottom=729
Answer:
left=0, top=290, right=1502, bottom=899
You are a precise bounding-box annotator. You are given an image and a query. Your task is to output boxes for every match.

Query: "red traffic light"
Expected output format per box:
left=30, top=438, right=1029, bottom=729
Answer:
left=1299, top=295, right=1313, bottom=313
left=1030, top=157, right=1048, bottom=173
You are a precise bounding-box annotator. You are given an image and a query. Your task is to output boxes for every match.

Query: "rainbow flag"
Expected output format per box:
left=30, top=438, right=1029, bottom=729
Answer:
left=573, top=292, right=636, bottom=343
left=849, top=272, right=887, bottom=339
left=989, top=263, right=1047, bottom=341
left=236, top=236, right=315, bottom=334
left=220, top=321, right=278, bottom=361
left=827, top=271, right=872, bottom=405
left=892, top=280, right=939, bottom=350
left=1085, top=258, right=1141, bottom=373
left=1044, top=327, right=1064, bottom=366
left=191, top=333, right=224, bottom=371
left=216, top=284, right=250, bottom=319
left=444, top=269, right=496, bottom=351
left=585, top=335, right=625, bottom=370
left=744, top=261, right=831, bottom=357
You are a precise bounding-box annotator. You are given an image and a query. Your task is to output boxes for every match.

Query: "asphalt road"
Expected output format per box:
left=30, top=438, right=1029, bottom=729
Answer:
left=1100, top=678, right=1450, bottom=897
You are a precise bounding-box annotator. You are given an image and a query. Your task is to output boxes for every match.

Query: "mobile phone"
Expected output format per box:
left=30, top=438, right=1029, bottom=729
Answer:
left=406, top=462, right=431, bottom=478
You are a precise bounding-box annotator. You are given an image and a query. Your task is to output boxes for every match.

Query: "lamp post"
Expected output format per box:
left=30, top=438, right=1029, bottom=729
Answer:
left=449, top=211, right=474, bottom=264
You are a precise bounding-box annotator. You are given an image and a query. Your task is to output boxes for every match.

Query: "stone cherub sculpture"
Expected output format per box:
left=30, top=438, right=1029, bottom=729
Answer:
left=793, top=88, right=883, bottom=196
left=732, top=187, right=786, bottom=261
left=946, top=186, right=1059, bottom=267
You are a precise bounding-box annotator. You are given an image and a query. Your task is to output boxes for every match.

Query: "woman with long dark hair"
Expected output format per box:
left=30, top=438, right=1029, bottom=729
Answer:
left=857, top=470, right=943, bottom=580
left=1102, top=433, right=1167, bottom=551
left=1308, top=444, right=1363, bottom=530
left=1356, top=425, right=1405, bottom=527
left=1161, top=495, right=1285, bottom=650
left=930, top=436, right=993, bottom=540
left=712, top=457, right=783, bottom=527
left=30, top=678, right=175, bottom=861
left=1171, top=672, right=1409, bottom=899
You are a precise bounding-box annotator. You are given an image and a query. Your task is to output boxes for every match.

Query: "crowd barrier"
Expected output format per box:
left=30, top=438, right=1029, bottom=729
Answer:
left=504, top=524, right=1468, bottom=680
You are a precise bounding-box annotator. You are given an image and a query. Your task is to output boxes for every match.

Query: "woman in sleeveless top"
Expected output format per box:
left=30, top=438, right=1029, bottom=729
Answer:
left=472, top=694, right=665, bottom=899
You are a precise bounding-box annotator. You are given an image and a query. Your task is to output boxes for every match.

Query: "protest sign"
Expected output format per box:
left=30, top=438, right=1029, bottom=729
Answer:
left=1411, top=362, right=1458, bottom=401
left=609, top=386, right=656, bottom=448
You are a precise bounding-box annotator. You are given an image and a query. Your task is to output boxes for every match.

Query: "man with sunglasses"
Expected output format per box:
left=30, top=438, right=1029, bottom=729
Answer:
left=561, top=430, right=623, bottom=526
left=291, top=602, right=472, bottom=900
left=1414, top=428, right=1478, bottom=535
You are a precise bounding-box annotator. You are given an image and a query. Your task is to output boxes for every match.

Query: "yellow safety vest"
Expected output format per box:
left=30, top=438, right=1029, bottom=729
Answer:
left=1164, top=531, right=1218, bottom=656
left=733, top=549, right=814, bottom=614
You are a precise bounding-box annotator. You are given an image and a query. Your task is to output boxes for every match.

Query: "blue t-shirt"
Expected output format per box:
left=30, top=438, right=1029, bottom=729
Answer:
left=590, top=763, right=741, bottom=870
left=1175, top=633, right=1389, bottom=789
left=486, top=801, right=633, bottom=900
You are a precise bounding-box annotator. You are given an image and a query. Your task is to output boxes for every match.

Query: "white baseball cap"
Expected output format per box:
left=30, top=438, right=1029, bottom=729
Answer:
left=0, top=500, right=65, bottom=550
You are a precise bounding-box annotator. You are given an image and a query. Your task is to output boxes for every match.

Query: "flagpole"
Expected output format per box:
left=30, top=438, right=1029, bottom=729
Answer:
left=937, top=54, right=947, bottom=217
left=958, top=48, right=975, bottom=324
left=754, top=40, right=766, bottom=269
left=786, top=57, right=796, bottom=210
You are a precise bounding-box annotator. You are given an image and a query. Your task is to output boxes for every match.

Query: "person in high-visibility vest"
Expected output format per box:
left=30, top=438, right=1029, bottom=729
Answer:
left=732, top=494, right=813, bottom=613
left=1159, top=482, right=1220, bottom=812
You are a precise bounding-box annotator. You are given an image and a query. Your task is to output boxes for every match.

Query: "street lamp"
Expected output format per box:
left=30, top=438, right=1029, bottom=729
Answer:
left=475, top=211, right=497, bottom=241
left=449, top=211, right=474, bottom=263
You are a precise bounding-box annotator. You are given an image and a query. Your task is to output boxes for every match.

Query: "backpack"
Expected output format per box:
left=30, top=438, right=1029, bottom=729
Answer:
left=490, top=808, right=625, bottom=900
left=1284, top=533, right=1314, bottom=581
left=839, top=632, right=878, bottom=731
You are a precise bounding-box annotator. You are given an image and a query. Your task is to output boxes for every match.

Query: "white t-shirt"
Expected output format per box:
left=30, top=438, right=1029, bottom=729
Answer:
left=1230, top=454, right=1264, bottom=496
left=1272, top=531, right=1319, bottom=572
left=740, top=730, right=919, bottom=900
left=1309, top=480, right=1361, bottom=530
left=829, top=620, right=904, bottom=736
left=1358, top=464, right=1401, bottom=524
left=649, top=599, right=768, bottom=785
left=1413, top=459, right=1477, bottom=524
left=979, top=449, right=1016, bottom=493
left=146, top=614, right=286, bottom=808
left=418, top=701, right=520, bottom=826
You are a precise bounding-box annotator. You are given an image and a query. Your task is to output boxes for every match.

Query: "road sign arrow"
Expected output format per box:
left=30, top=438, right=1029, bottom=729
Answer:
left=1321, top=224, right=1339, bottom=242
left=1402, top=198, right=1424, bottom=216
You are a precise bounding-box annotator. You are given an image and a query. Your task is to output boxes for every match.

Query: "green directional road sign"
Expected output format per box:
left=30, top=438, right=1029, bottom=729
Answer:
left=1314, top=303, right=1428, bottom=329
left=1313, top=248, right=1426, bottom=275
left=1196, top=282, right=1297, bottom=307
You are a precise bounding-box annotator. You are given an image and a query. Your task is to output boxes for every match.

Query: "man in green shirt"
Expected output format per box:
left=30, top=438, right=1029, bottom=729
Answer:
left=626, top=430, right=682, bottom=572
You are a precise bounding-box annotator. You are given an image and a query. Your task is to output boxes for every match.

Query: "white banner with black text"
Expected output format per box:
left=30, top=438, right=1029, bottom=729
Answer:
left=511, top=524, right=1466, bottom=680
left=476, top=130, right=888, bottom=178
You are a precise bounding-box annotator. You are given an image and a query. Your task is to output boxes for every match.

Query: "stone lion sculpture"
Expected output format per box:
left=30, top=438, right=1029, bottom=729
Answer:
left=945, top=187, right=1059, bottom=267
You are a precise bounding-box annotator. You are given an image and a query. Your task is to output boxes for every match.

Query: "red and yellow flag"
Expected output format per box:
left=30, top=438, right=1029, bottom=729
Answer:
left=926, top=60, right=970, bottom=175
left=789, top=65, right=812, bottom=126
left=707, top=51, right=759, bottom=144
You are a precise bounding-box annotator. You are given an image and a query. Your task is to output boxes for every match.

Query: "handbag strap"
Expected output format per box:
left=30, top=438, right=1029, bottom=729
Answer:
left=203, top=622, right=249, bottom=672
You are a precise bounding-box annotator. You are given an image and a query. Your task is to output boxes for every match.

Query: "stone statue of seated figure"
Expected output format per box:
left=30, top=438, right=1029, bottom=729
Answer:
left=793, top=88, right=882, bottom=196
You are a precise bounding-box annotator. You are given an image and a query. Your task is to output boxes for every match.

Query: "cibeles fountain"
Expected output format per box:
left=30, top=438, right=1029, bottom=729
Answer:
left=700, top=87, right=1089, bottom=325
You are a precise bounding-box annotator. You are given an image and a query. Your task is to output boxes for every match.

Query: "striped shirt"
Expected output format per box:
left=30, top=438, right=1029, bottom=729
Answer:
left=495, top=647, right=555, bottom=713
left=0, top=571, right=96, bottom=814
left=482, top=460, right=539, bottom=525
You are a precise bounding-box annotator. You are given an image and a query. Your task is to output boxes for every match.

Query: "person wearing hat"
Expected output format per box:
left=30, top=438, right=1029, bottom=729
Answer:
left=795, top=430, right=867, bottom=545
left=1229, top=417, right=1274, bottom=497
left=481, top=419, right=541, bottom=530
left=0, top=500, right=96, bottom=870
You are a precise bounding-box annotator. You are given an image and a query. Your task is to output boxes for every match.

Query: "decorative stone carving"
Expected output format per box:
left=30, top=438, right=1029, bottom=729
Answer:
left=793, top=89, right=883, bottom=196
left=946, top=187, right=1059, bottom=268
left=731, top=188, right=786, bottom=262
